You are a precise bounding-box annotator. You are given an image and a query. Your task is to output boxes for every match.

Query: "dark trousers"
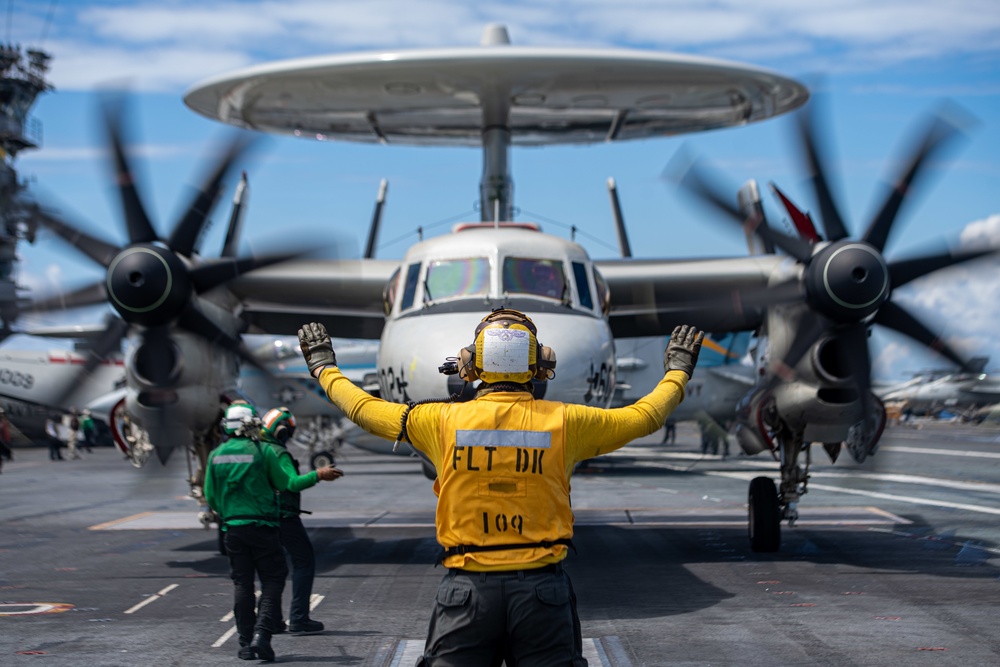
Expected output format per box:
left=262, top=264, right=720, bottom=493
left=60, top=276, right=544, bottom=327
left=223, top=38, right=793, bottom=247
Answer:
left=279, top=516, right=316, bottom=624
left=48, top=438, right=63, bottom=460
left=419, top=564, right=587, bottom=667
left=224, top=524, right=288, bottom=645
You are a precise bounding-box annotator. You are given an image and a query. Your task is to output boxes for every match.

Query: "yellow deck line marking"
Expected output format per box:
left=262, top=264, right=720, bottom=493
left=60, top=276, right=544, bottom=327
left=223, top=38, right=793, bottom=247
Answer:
left=89, top=512, right=154, bottom=531
left=123, top=583, right=178, bottom=614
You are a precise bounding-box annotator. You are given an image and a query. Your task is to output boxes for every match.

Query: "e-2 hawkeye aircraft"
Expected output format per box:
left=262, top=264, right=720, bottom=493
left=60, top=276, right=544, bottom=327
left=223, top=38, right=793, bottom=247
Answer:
left=27, top=25, right=995, bottom=552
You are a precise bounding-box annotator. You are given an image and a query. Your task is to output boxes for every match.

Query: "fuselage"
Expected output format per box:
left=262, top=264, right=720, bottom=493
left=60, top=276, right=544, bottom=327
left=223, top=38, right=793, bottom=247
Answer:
left=0, top=349, right=124, bottom=441
left=377, top=224, right=616, bottom=409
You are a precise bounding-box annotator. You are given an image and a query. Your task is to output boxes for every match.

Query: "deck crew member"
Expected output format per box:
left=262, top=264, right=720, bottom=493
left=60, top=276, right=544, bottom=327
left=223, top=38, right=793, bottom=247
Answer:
left=204, top=402, right=343, bottom=661
left=261, top=406, right=325, bottom=636
left=298, top=309, right=702, bottom=666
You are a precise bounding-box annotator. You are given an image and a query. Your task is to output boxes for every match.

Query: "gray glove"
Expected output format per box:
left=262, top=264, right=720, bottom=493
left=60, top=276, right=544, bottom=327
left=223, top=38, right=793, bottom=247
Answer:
left=298, top=322, right=337, bottom=375
left=663, top=325, right=705, bottom=378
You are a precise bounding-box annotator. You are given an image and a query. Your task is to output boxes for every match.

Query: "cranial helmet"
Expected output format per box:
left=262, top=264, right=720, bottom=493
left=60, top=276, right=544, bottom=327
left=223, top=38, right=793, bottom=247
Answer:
left=261, top=406, right=296, bottom=444
left=458, top=308, right=556, bottom=384
left=222, top=402, right=258, bottom=436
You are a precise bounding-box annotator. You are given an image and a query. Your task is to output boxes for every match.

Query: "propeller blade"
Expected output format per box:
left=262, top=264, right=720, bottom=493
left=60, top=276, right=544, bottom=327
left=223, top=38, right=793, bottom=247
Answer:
left=51, top=316, right=129, bottom=406
left=835, top=323, right=873, bottom=421
left=220, top=171, right=249, bottom=258
left=768, top=311, right=829, bottom=383
left=364, top=179, right=388, bottom=259
left=32, top=207, right=121, bottom=268
left=168, top=134, right=256, bottom=257
left=188, top=249, right=312, bottom=294
left=102, top=97, right=159, bottom=245
left=861, top=114, right=964, bottom=252
left=797, top=104, right=850, bottom=242
left=607, top=178, right=632, bottom=258
left=873, top=300, right=973, bottom=370
left=889, top=246, right=998, bottom=289
left=674, top=158, right=814, bottom=262
left=176, top=301, right=274, bottom=379
left=24, top=280, right=107, bottom=313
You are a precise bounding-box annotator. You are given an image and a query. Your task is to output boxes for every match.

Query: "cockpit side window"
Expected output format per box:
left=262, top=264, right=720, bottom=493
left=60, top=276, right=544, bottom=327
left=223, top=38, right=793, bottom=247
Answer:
left=594, top=268, right=610, bottom=315
left=572, top=261, right=592, bottom=310
left=399, top=263, right=422, bottom=311
left=502, top=258, right=567, bottom=301
left=424, top=258, right=490, bottom=302
left=383, top=267, right=401, bottom=315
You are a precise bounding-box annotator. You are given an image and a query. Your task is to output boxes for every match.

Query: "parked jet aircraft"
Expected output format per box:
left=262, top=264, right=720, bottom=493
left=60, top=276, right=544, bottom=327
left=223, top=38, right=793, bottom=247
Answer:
left=25, top=25, right=995, bottom=553
left=878, top=363, right=1000, bottom=417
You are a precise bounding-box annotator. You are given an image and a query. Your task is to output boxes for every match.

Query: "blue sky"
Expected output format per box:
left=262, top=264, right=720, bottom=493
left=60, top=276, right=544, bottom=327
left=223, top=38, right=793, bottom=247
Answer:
left=6, top=0, right=1000, bottom=380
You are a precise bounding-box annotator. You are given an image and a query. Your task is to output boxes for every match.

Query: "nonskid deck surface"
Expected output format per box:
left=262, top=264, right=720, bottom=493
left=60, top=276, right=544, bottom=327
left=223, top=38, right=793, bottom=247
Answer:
left=2, top=422, right=999, bottom=665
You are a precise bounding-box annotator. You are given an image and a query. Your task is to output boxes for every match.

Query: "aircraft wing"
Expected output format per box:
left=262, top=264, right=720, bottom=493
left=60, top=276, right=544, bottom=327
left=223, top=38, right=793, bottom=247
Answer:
left=595, top=256, right=782, bottom=337
left=705, top=366, right=756, bottom=388
left=228, top=258, right=399, bottom=339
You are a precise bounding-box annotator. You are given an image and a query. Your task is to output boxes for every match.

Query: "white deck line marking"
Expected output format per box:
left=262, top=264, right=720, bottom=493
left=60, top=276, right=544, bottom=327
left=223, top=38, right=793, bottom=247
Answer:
left=309, top=593, right=324, bottom=611
left=123, top=583, right=178, bottom=614
left=212, top=625, right=238, bottom=648
left=726, top=465, right=1000, bottom=494
left=713, top=470, right=1000, bottom=516
left=880, top=445, right=1000, bottom=459
left=806, top=482, right=1000, bottom=516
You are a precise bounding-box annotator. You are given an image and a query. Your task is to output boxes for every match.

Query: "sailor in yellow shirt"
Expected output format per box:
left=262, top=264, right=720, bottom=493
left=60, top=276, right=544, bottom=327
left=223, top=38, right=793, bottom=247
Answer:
left=298, top=309, right=703, bottom=667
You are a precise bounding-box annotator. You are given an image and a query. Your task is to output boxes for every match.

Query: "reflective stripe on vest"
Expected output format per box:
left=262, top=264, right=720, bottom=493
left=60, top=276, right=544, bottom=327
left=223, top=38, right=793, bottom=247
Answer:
left=212, top=454, right=255, bottom=464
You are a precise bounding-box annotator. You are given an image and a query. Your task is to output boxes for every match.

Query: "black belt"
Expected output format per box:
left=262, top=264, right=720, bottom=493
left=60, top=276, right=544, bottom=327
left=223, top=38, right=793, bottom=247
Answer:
left=439, top=538, right=575, bottom=565
left=451, top=563, right=564, bottom=576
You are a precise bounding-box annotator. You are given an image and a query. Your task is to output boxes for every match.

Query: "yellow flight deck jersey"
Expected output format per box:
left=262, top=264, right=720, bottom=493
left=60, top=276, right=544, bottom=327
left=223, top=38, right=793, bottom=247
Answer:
left=318, top=367, right=688, bottom=571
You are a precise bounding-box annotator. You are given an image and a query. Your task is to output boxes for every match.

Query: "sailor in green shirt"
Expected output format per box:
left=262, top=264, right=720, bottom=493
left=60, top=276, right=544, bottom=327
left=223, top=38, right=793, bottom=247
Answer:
left=204, top=402, right=342, bottom=661
left=260, top=407, right=326, bottom=636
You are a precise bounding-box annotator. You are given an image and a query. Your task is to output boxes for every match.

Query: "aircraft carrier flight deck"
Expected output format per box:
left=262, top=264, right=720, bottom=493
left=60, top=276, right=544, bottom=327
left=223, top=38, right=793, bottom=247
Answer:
left=2, top=421, right=999, bottom=666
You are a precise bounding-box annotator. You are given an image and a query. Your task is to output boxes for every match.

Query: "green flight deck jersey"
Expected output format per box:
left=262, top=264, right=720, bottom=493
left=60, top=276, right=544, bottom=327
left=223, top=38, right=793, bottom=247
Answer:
left=204, top=435, right=319, bottom=529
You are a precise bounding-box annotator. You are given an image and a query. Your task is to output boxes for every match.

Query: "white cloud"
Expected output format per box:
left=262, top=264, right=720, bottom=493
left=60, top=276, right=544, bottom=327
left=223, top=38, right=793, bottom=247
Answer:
left=11, top=1, right=1000, bottom=92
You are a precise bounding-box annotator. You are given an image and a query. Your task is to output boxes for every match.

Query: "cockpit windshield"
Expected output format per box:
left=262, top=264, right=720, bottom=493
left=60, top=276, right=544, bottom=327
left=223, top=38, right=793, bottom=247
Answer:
left=424, top=258, right=490, bottom=302
left=502, top=258, right=567, bottom=301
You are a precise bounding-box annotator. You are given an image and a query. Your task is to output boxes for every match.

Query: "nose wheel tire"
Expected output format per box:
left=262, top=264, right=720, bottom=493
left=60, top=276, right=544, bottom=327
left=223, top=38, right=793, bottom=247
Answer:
left=310, top=450, right=336, bottom=470
left=748, top=476, right=781, bottom=553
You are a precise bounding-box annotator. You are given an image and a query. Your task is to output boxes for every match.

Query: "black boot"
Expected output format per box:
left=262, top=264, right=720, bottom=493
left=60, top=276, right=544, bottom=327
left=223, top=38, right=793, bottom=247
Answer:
left=289, top=618, right=324, bottom=635
left=250, top=632, right=275, bottom=662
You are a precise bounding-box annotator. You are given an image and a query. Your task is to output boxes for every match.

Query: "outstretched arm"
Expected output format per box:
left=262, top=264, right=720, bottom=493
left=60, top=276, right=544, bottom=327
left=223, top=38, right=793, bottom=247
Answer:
left=300, top=322, right=408, bottom=441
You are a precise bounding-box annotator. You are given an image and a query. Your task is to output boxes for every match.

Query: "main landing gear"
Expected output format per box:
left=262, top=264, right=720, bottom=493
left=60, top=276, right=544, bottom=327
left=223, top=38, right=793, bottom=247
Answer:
left=747, top=428, right=808, bottom=553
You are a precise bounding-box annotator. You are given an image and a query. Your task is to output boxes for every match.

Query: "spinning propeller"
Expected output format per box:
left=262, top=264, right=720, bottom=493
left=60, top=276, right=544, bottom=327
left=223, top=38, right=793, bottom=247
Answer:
left=27, top=97, right=307, bottom=407
left=674, top=101, right=993, bottom=411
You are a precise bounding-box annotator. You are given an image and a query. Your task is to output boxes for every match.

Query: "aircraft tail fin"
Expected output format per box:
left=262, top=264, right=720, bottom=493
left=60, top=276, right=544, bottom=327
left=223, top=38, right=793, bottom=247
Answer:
left=697, top=331, right=753, bottom=368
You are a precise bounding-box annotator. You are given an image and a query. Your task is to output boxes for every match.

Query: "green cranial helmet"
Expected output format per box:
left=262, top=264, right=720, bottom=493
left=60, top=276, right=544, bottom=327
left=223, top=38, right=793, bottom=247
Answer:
left=222, top=402, right=258, bottom=436
left=261, top=406, right=296, bottom=444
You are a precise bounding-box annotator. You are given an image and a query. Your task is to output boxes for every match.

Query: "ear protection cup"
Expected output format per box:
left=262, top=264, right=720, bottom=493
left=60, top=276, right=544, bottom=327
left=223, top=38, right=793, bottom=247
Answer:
left=458, top=344, right=478, bottom=382
left=534, top=345, right=557, bottom=380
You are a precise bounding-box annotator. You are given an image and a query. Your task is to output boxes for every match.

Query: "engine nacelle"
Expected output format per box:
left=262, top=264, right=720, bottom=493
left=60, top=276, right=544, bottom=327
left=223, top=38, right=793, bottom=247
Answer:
left=123, top=327, right=240, bottom=463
